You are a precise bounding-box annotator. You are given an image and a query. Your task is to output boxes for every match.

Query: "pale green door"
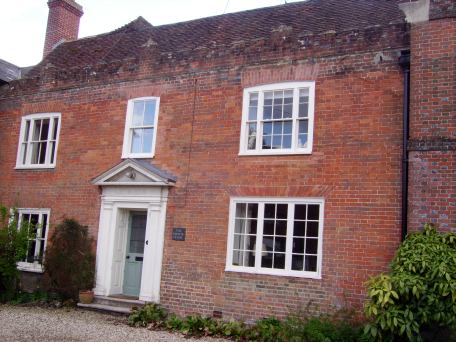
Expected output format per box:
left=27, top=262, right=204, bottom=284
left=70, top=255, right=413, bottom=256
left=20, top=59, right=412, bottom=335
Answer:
left=123, top=212, right=147, bottom=297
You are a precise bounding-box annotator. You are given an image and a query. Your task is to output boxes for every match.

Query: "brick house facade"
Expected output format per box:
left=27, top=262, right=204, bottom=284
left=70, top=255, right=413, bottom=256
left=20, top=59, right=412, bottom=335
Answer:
left=0, top=0, right=454, bottom=320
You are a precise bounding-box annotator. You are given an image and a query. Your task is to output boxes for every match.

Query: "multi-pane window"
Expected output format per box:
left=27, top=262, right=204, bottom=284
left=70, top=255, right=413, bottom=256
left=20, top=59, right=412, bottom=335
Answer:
left=16, top=209, right=50, bottom=273
left=240, top=82, right=315, bottom=155
left=122, top=97, right=160, bottom=158
left=227, top=198, right=324, bottom=278
left=16, top=113, right=61, bottom=168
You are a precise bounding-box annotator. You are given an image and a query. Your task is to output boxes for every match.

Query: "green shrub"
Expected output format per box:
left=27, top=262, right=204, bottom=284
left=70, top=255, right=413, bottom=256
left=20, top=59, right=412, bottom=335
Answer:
left=164, top=314, right=184, bottom=330
left=0, top=206, right=29, bottom=302
left=364, top=224, right=456, bottom=341
left=43, top=218, right=95, bottom=300
left=245, top=317, right=283, bottom=342
left=128, top=303, right=168, bottom=327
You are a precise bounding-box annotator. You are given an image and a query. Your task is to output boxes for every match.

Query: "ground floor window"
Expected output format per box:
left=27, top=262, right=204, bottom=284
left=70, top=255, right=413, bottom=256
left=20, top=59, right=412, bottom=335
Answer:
left=16, top=209, right=50, bottom=273
left=226, top=197, right=324, bottom=278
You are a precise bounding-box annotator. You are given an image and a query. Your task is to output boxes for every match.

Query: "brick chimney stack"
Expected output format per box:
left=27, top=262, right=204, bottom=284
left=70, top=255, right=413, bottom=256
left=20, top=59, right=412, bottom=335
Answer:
left=43, top=0, right=83, bottom=58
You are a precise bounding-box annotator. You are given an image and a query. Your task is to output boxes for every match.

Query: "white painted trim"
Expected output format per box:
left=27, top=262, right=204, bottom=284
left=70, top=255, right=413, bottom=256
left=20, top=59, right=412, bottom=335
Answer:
left=94, top=185, right=168, bottom=303
left=15, top=113, right=62, bottom=169
left=121, top=97, right=160, bottom=159
left=225, top=197, right=324, bottom=279
left=239, top=82, right=315, bottom=156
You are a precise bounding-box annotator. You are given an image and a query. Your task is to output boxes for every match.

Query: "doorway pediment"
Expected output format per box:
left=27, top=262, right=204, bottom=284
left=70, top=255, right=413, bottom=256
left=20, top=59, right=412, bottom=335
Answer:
left=92, top=159, right=176, bottom=186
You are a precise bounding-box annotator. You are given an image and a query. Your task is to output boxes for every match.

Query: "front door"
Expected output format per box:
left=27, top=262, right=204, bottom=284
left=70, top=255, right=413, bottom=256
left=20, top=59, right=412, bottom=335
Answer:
left=123, top=211, right=147, bottom=297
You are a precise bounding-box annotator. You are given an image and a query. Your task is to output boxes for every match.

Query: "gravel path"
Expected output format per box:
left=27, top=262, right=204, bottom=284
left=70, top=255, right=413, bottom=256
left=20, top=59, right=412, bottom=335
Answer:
left=0, top=305, right=226, bottom=342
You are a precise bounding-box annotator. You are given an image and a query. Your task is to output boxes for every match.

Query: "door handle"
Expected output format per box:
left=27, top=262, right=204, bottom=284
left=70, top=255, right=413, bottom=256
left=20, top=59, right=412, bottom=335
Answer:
left=145, top=240, right=148, bottom=245
left=126, top=255, right=130, bottom=259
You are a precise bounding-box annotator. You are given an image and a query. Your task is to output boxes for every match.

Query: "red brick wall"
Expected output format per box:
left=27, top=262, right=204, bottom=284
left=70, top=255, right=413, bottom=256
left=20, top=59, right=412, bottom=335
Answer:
left=0, top=45, right=405, bottom=319
left=408, top=16, right=456, bottom=232
left=43, top=0, right=83, bottom=57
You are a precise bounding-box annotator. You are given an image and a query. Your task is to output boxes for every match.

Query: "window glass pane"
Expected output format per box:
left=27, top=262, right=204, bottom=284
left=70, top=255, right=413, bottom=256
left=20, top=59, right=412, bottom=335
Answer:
left=131, top=129, right=143, bottom=153
left=263, top=220, right=274, bottom=235
left=247, top=204, right=258, bottom=218
left=298, top=134, right=308, bottom=148
left=272, top=122, right=282, bottom=135
left=235, top=203, right=246, bottom=218
left=39, top=142, right=47, bottom=164
left=293, top=221, right=306, bottom=237
left=276, top=204, right=287, bottom=219
left=247, top=123, right=257, bottom=150
left=26, top=240, right=36, bottom=263
left=299, top=120, right=308, bottom=134
left=41, top=214, right=48, bottom=239
left=233, top=234, right=244, bottom=250
left=283, top=104, right=292, bottom=118
left=32, top=120, right=41, bottom=141
left=283, top=135, right=291, bottom=149
left=264, top=91, right=273, bottom=106
left=261, top=251, right=273, bottom=268
left=24, top=121, right=30, bottom=141
left=143, top=100, right=156, bottom=125
left=295, top=205, right=307, bottom=220
left=273, top=105, right=282, bottom=119
left=234, top=219, right=245, bottom=234
left=293, top=238, right=304, bottom=253
left=40, top=119, right=50, bottom=140
left=142, top=128, right=154, bottom=153
left=262, top=136, right=271, bottom=149
left=21, top=143, right=28, bottom=164
left=300, top=88, right=309, bottom=98
left=245, top=251, right=255, bottom=267
left=263, top=106, right=272, bottom=120
left=307, top=221, right=319, bottom=237
left=263, top=122, right=272, bottom=135
left=292, top=254, right=304, bottom=271
left=245, top=235, right=256, bottom=250
left=249, top=107, right=257, bottom=121
left=272, top=135, right=281, bottom=149
left=264, top=204, right=275, bottom=219
left=283, top=121, right=292, bottom=134
left=274, top=253, right=285, bottom=269
left=232, top=250, right=242, bottom=266
left=50, top=142, right=56, bottom=163
left=274, top=237, right=286, bottom=252
left=305, top=255, right=317, bottom=272
left=299, top=103, right=308, bottom=117
left=306, top=238, right=318, bottom=254
left=132, top=101, right=144, bottom=126
left=275, top=220, right=287, bottom=235
left=38, top=240, right=45, bottom=263
left=308, top=205, right=320, bottom=220
left=262, top=236, right=273, bottom=251
left=245, top=220, right=257, bottom=235
left=52, top=118, right=59, bottom=140
left=273, top=91, right=284, bottom=105
left=284, top=90, right=293, bottom=103
left=249, top=93, right=258, bottom=106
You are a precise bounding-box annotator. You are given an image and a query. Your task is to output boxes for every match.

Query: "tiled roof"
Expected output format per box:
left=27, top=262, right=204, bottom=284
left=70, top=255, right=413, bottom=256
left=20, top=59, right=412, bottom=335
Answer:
left=0, top=58, right=22, bottom=83
left=30, top=0, right=406, bottom=74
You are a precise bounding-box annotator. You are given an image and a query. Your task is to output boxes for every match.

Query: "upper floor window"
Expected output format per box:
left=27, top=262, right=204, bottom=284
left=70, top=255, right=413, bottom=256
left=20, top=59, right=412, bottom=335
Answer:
left=122, top=97, right=160, bottom=158
left=239, top=82, right=315, bottom=155
left=15, top=113, right=61, bottom=169
left=226, top=197, right=324, bottom=278
left=16, top=208, right=50, bottom=273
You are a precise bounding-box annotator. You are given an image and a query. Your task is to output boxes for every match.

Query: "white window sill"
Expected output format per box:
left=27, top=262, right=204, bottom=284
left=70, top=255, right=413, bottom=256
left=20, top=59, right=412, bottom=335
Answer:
left=17, top=262, right=44, bottom=273
left=121, top=154, right=155, bottom=159
left=239, top=150, right=312, bottom=156
left=225, top=266, right=321, bottom=279
left=15, top=165, right=56, bottom=170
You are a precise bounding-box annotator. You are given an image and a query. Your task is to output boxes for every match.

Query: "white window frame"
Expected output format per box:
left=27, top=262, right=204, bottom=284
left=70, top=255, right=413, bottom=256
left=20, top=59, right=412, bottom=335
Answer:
left=239, top=82, right=315, bottom=155
left=122, top=97, right=160, bottom=159
left=16, top=208, right=51, bottom=273
left=15, top=113, right=62, bottom=169
left=225, top=197, right=324, bottom=279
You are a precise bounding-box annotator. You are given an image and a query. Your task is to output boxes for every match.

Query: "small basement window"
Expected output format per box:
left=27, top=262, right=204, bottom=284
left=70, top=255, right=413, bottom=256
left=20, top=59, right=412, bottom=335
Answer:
left=15, top=113, right=61, bottom=169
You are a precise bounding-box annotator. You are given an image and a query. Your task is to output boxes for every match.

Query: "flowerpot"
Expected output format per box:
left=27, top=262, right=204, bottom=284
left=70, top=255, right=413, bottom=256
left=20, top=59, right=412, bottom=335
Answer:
left=79, top=290, right=94, bottom=304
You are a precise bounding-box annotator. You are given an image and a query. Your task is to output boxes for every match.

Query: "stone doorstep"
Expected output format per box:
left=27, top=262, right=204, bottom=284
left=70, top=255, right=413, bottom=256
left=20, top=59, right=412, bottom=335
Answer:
left=77, top=295, right=145, bottom=315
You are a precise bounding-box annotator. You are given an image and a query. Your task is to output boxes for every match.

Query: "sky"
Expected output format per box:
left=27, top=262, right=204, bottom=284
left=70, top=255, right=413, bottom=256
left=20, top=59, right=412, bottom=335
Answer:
left=1, top=0, right=302, bottom=67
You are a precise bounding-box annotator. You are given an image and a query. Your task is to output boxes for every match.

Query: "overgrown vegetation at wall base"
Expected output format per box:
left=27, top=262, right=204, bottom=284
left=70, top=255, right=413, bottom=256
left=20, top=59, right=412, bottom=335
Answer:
left=0, top=206, right=29, bottom=302
left=43, top=219, right=95, bottom=300
left=128, top=303, right=363, bottom=341
left=364, top=224, right=456, bottom=341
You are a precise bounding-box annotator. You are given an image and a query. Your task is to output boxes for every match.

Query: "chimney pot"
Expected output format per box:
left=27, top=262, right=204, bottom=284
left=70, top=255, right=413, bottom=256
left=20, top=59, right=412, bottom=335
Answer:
left=43, top=0, right=83, bottom=58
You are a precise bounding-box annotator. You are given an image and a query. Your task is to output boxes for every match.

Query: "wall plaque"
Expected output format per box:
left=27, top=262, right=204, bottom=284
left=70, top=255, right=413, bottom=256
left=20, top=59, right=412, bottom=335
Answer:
left=172, top=228, right=186, bottom=241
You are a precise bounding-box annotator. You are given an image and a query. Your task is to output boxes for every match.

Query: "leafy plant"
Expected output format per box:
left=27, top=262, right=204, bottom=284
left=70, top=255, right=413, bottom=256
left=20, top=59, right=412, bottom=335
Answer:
left=245, top=317, right=283, bottom=342
left=364, top=224, right=456, bottom=341
left=180, top=315, right=219, bottom=336
left=0, top=205, right=29, bottom=302
left=128, top=303, right=168, bottom=327
left=43, top=218, right=95, bottom=300
left=164, top=314, right=184, bottom=330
